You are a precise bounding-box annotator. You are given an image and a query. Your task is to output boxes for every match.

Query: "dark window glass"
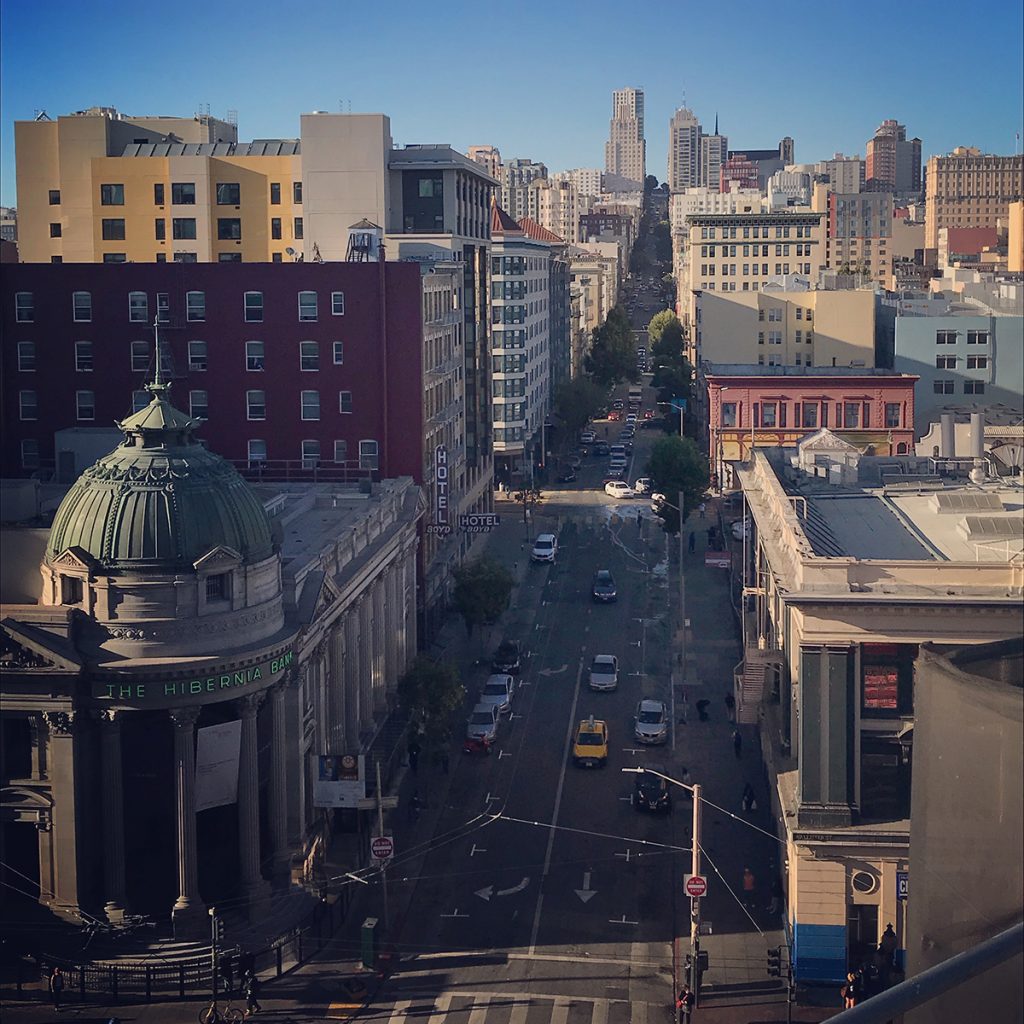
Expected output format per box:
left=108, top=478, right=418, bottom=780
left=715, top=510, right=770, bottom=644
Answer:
left=885, top=403, right=901, bottom=428
left=402, top=172, right=445, bottom=232
left=293, top=181, right=302, bottom=204
left=171, top=182, right=196, bottom=205
left=103, top=253, right=126, bottom=263
left=156, top=253, right=167, bottom=262
left=270, top=182, right=281, bottom=205
left=271, top=218, right=282, bottom=240
left=155, top=218, right=166, bottom=240
left=154, top=183, right=165, bottom=205
left=172, top=218, right=197, bottom=240
left=860, top=738, right=911, bottom=822
left=51, top=255, right=63, bottom=263
left=294, top=217, right=303, bottom=239
left=48, top=189, right=61, bottom=205
left=100, top=183, right=125, bottom=205
left=272, top=252, right=283, bottom=263
left=217, top=218, right=241, bottom=240
left=102, top=219, right=126, bottom=240
left=218, top=252, right=242, bottom=262
left=216, top=183, right=241, bottom=205
left=50, top=222, right=62, bottom=237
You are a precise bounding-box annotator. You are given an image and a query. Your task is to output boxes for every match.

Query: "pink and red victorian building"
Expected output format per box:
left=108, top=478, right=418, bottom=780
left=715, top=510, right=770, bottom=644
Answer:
left=704, top=364, right=918, bottom=488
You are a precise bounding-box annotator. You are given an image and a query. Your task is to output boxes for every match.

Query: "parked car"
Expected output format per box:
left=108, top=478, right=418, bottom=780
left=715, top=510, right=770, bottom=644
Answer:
left=632, top=767, right=671, bottom=813
left=465, top=703, right=499, bottom=750
left=608, top=410, right=622, bottom=422
left=573, top=716, right=609, bottom=767
left=580, top=430, right=596, bottom=444
left=605, top=480, right=632, bottom=498
left=612, top=399, right=625, bottom=410
left=609, top=444, right=627, bottom=459
left=479, top=673, right=515, bottom=715
left=633, top=699, right=669, bottom=744
left=634, top=477, right=652, bottom=495
left=588, top=654, right=619, bottom=691
left=531, top=533, right=558, bottom=563
left=593, top=441, right=610, bottom=456
left=492, top=639, right=522, bottom=675
left=592, top=569, right=617, bottom=602
left=605, top=465, right=626, bottom=480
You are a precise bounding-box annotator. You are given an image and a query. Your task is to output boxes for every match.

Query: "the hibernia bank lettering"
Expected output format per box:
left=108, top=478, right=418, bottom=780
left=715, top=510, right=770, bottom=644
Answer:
left=93, top=651, right=294, bottom=704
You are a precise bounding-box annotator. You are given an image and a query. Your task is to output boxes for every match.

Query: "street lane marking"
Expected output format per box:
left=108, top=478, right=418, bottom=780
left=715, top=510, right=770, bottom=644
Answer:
left=509, top=1000, right=530, bottom=1024
left=609, top=914, right=640, bottom=925
left=425, top=994, right=452, bottom=1023
left=630, top=1000, right=647, bottom=1024
left=592, top=999, right=610, bottom=1024
left=469, top=844, right=486, bottom=857
left=529, top=655, right=585, bottom=956
left=551, top=999, right=570, bottom=1024
left=384, top=999, right=412, bottom=1022
left=615, top=848, right=634, bottom=863
left=467, top=997, right=490, bottom=1024
left=440, top=907, right=469, bottom=918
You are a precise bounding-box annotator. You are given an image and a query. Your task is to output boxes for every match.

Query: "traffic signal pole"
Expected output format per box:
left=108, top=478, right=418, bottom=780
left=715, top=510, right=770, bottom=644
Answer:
left=690, top=782, right=702, bottom=999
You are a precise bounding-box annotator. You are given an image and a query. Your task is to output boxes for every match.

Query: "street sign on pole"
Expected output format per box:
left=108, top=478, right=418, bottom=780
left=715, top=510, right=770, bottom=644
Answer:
left=370, top=835, right=394, bottom=862
left=897, top=870, right=909, bottom=900
left=684, top=874, right=708, bottom=898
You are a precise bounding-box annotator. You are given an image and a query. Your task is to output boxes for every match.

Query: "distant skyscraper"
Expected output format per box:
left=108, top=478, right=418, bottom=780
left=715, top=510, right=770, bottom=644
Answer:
left=668, top=107, right=701, bottom=192
left=605, top=88, right=646, bottom=188
left=865, top=120, right=921, bottom=193
left=501, top=158, right=548, bottom=221
left=467, top=145, right=502, bottom=181
left=700, top=116, right=728, bottom=193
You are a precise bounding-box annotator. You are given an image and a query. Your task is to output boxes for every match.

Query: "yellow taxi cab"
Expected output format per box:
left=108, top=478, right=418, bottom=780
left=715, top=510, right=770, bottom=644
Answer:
left=573, top=715, right=609, bottom=768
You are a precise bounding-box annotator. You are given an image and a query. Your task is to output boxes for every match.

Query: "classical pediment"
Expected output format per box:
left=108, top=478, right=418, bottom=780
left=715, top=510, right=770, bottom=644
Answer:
left=51, top=547, right=95, bottom=572
left=192, top=546, right=243, bottom=572
left=0, top=620, right=82, bottom=672
left=798, top=428, right=859, bottom=453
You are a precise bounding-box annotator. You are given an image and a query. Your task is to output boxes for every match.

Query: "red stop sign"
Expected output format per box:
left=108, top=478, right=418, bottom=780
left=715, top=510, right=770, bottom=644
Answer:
left=685, top=874, right=707, bottom=898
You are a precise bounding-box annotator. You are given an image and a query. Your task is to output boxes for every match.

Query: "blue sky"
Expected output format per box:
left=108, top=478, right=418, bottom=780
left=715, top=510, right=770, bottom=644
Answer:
left=2, top=0, right=1022, bottom=207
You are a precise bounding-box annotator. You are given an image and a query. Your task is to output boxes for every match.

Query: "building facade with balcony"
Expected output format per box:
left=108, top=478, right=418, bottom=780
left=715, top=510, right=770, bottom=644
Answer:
left=733, top=447, right=1023, bottom=985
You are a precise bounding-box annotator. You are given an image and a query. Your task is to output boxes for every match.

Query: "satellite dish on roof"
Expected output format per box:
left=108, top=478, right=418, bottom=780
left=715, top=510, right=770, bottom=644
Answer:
left=285, top=247, right=296, bottom=256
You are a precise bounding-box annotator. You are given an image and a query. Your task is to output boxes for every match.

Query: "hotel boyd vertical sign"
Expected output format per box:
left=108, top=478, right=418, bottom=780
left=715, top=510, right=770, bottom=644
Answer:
left=428, top=444, right=452, bottom=536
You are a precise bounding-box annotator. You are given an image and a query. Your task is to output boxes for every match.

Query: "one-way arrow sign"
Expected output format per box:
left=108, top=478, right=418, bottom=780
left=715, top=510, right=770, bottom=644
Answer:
left=575, top=871, right=597, bottom=903
left=475, top=876, right=531, bottom=901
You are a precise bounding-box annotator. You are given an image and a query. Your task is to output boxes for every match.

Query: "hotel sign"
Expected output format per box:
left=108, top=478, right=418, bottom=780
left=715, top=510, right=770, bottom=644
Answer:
left=427, top=444, right=452, bottom=536
left=93, top=650, right=295, bottom=705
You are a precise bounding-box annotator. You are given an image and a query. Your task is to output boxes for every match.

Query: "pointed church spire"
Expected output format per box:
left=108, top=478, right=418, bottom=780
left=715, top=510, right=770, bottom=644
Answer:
left=715, top=113, right=719, bottom=135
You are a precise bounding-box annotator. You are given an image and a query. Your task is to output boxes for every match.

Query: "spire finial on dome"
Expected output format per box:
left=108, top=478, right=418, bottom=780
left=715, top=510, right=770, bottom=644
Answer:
left=147, top=316, right=171, bottom=399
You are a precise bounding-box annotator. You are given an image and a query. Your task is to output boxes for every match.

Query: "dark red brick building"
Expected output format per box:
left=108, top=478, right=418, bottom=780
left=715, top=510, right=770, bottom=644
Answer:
left=3, top=263, right=426, bottom=481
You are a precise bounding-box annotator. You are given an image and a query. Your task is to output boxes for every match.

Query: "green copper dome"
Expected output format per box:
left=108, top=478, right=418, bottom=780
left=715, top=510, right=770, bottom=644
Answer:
left=46, top=379, right=274, bottom=570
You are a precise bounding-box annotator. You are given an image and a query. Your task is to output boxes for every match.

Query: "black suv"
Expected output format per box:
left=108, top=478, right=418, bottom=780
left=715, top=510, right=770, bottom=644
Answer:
left=591, top=570, right=617, bottom=603
left=633, top=768, right=671, bottom=813
left=492, top=639, right=522, bottom=675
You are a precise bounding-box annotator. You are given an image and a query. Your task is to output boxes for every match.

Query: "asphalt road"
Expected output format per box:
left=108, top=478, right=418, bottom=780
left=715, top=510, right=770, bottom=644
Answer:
left=377, top=382, right=682, bottom=1020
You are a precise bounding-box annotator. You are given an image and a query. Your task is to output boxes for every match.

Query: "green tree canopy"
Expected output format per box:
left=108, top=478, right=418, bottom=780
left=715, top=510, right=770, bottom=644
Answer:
left=651, top=319, right=685, bottom=367
left=586, top=306, right=638, bottom=388
left=644, top=174, right=658, bottom=193
left=398, top=656, right=465, bottom=751
left=452, top=558, right=514, bottom=636
left=646, top=435, right=710, bottom=534
left=647, top=309, right=679, bottom=346
left=555, top=377, right=607, bottom=436
left=652, top=362, right=692, bottom=405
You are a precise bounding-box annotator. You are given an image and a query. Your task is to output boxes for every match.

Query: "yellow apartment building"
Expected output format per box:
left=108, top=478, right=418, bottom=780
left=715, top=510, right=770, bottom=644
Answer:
left=16, top=108, right=303, bottom=263
left=694, top=285, right=876, bottom=369
left=1008, top=200, right=1023, bottom=274
left=924, top=147, right=1023, bottom=250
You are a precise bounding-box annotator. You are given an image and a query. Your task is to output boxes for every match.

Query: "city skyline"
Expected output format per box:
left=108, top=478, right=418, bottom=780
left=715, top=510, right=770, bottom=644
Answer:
left=2, top=0, right=1022, bottom=207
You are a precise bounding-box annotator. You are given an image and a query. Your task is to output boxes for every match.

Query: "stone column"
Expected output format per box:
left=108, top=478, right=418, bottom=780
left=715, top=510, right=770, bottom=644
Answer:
left=97, top=709, right=128, bottom=922
left=42, top=711, right=83, bottom=916
left=268, top=680, right=290, bottom=879
left=28, top=713, right=44, bottom=781
left=344, top=612, right=361, bottom=744
left=372, top=582, right=386, bottom=713
left=283, top=669, right=304, bottom=850
left=170, top=706, right=205, bottom=937
left=237, top=694, right=270, bottom=913
left=358, top=601, right=374, bottom=734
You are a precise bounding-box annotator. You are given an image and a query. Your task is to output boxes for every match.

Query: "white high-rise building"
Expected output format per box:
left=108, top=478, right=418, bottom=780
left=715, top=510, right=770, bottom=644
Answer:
left=605, top=88, right=645, bottom=189
left=553, top=168, right=603, bottom=198
left=668, top=107, right=701, bottom=192
left=700, top=125, right=728, bottom=192
left=501, top=158, right=547, bottom=221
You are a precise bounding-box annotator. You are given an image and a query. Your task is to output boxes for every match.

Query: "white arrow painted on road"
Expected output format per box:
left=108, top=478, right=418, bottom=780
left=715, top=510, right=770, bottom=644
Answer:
left=476, top=876, right=531, bottom=901
left=539, top=664, right=569, bottom=676
left=575, top=871, right=598, bottom=903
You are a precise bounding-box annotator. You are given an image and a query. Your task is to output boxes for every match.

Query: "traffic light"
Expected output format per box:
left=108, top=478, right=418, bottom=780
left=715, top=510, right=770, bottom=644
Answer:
left=767, top=946, right=782, bottom=977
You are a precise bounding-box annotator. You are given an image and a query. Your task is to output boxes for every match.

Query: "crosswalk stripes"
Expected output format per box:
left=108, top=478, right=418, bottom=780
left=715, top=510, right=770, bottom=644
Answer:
left=331, top=991, right=668, bottom=1023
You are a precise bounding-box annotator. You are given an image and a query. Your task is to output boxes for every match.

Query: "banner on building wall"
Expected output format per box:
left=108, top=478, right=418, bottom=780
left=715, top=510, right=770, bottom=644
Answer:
left=312, top=753, right=366, bottom=808
left=195, top=720, right=242, bottom=812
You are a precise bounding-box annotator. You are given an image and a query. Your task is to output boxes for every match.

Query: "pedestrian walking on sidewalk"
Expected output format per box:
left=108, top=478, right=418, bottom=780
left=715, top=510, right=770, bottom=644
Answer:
left=742, top=867, right=757, bottom=909
left=698, top=502, right=706, bottom=519
left=688, top=532, right=695, bottom=554
left=676, top=984, right=695, bottom=1023
left=243, top=972, right=262, bottom=1017
left=741, top=782, right=755, bottom=812
left=48, top=966, right=65, bottom=1012
left=407, top=734, right=421, bottom=774
left=724, top=692, right=735, bottom=721
left=732, top=728, right=743, bottom=758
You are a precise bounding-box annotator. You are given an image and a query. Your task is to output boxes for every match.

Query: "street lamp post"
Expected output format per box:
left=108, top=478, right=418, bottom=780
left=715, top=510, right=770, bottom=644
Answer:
left=622, top=767, right=703, bottom=998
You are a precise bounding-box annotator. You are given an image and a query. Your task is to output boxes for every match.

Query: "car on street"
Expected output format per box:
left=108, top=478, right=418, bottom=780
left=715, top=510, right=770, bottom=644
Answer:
left=492, top=639, right=522, bottom=675
left=609, top=443, right=627, bottom=459
left=605, top=465, right=626, bottom=480
left=608, top=410, right=622, bottom=421
left=640, top=419, right=660, bottom=431
left=633, top=699, right=669, bottom=744
left=612, top=399, right=624, bottom=409
left=594, top=441, right=610, bottom=456
left=625, top=413, right=638, bottom=425
left=479, top=673, right=515, bottom=715
left=572, top=716, right=609, bottom=767
left=580, top=430, right=596, bottom=444
left=634, top=477, right=653, bottom=495
left=643, top=409, right=654, bottom=419
left=731, top=519, right=750, bottom=540
left=651, top=492, right=667, bottom=512
left=465, top=703, right=499, bottom=749
left=591, top=569, right=617, bottom=602
left=531, top=533, right=558, bottom=563
left=588, top=654, right=619, bottom=691
left=632, top=767, right=671, bottom=813
left=605, top=480, right=632, bottom=499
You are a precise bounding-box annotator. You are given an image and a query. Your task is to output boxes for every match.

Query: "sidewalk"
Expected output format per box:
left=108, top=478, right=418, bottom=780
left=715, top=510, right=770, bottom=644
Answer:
left=676, top=497, right=837, bottom=1023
